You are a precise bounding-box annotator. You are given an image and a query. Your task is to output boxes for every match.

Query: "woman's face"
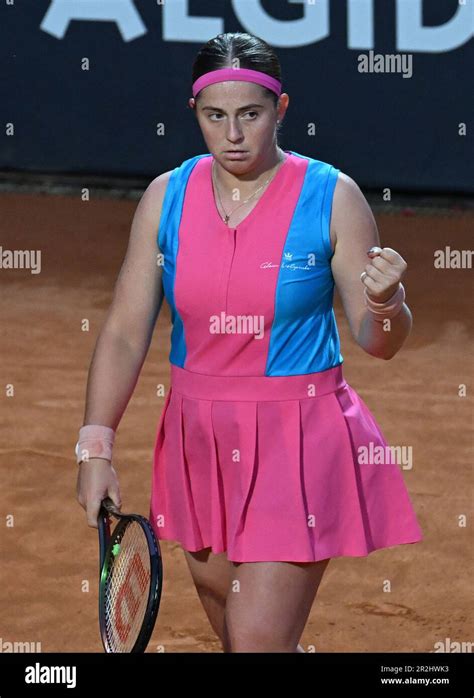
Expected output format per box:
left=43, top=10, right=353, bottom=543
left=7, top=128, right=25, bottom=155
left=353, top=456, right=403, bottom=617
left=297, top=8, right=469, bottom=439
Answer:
left=189, top=81, right=288, bottom=173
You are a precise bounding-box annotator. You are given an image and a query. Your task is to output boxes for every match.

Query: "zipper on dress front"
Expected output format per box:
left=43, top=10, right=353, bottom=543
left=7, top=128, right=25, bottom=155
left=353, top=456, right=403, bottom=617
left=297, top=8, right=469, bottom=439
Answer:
left=224, top=227, right=237, bottom=313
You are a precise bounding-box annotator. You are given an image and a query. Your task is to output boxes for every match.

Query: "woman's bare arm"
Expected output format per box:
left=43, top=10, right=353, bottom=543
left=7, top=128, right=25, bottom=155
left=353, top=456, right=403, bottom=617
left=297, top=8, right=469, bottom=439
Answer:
left=82, top=170, right=171, bottom=429
left=76, top=171, right=172, bottom=527
left=330, top=173, right=412, bottom=360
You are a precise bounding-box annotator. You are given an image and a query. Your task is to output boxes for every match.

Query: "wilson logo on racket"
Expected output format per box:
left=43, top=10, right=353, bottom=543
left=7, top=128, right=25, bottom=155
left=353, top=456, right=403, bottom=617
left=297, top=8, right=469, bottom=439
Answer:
left=115, top=552, right=149, bottom=643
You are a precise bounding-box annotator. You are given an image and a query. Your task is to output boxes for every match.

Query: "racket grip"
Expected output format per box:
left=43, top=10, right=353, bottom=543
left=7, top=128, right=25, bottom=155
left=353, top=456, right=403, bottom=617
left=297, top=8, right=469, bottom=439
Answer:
left=101, top=497, right=121, bottom=514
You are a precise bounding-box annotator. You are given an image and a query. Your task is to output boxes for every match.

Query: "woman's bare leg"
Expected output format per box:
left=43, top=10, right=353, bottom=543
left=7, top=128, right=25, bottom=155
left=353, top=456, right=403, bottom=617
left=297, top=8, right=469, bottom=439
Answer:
left=183, top=548, right=326, bottom=652
left=223, top=559, right=330, bottom=652
left=182, top=547, right=233, bottom=648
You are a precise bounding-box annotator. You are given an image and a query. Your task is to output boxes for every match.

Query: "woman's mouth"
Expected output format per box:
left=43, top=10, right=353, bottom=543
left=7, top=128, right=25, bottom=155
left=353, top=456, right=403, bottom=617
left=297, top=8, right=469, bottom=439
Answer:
left=224, top=150, right=248, bottom=159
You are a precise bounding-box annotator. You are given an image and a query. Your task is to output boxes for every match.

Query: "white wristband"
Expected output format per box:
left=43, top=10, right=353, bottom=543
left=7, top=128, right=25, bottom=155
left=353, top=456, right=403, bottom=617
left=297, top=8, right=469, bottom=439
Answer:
left=75, top=424, right=116, bottom=465
left=364, top=283, right=405, bottom=321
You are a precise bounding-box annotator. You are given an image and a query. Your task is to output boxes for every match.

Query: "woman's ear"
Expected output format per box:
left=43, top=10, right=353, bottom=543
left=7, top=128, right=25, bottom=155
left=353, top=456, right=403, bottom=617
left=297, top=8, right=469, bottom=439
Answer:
left=188, top=97, right=196, bottom=110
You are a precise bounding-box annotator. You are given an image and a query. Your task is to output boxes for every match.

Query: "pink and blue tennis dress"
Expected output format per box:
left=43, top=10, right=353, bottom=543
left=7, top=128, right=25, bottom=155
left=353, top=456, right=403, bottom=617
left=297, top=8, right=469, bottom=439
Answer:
left=148, top=150, right=423, bottom=563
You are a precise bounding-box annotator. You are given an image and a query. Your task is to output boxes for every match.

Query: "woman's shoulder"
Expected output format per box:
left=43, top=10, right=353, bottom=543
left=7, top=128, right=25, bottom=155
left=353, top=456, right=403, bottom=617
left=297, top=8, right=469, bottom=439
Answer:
left=142, top=170, right=173, bottom=209
left=290, top=151, right=359, bottom=191
left=147, top=151, right=205, bottom=184
left=151, top=154, right=210, bottom=189
left=289, top=150, right=343, bottom=184
left=289, top=150, right=334, bottom=167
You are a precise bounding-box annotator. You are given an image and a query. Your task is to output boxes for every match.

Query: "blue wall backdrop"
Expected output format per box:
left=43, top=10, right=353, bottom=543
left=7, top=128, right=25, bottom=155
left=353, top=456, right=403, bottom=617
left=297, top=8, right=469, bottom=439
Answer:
left=1, top=0, right=472, bottom=192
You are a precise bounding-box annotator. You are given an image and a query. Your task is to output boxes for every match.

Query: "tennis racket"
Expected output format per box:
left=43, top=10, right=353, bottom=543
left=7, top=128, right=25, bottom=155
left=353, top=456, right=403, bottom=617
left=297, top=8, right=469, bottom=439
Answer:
left=98, top=496, right=163, bottom=653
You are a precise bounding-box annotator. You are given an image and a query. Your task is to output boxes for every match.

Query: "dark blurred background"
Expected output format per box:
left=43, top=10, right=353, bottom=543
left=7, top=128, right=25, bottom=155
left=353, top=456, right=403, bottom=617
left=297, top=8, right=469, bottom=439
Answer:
left=1, top=0, right=472, bottom=193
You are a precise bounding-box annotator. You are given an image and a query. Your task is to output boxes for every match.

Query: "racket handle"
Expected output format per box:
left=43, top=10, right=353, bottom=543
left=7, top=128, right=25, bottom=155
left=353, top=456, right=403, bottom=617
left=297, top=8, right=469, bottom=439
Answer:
left=101, top=496, right=121, bottom=514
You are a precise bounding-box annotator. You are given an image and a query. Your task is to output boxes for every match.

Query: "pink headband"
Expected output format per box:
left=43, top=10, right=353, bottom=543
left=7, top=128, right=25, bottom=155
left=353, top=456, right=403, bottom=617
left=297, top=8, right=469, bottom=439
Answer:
left=192, top=67, right=282, bottom=98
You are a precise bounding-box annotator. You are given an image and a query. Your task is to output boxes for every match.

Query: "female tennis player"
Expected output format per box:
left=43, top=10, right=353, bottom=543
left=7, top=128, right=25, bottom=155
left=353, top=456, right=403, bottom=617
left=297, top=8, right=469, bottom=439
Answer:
left=76, top=32, right=423, bottom=653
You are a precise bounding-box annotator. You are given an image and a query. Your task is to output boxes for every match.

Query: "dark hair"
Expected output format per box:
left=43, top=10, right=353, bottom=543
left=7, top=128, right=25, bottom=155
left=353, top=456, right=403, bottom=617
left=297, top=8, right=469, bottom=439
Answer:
left=192, top=33, right=283, bottom=134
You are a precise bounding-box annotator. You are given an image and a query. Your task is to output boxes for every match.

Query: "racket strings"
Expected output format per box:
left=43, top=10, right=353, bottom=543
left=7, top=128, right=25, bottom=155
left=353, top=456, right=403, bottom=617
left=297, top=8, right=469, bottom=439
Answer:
left=103, top=521, right=152, bottom=652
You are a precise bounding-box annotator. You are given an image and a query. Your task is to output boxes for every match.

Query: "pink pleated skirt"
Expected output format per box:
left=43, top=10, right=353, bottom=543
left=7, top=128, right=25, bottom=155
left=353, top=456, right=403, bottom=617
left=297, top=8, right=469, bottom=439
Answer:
left=148, top=364, right=423, bottom=563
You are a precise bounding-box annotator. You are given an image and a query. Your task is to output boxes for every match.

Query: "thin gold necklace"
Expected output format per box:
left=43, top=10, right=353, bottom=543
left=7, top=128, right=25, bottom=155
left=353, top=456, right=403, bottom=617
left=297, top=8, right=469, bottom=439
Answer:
left=212, top=150, right=286, bottom=225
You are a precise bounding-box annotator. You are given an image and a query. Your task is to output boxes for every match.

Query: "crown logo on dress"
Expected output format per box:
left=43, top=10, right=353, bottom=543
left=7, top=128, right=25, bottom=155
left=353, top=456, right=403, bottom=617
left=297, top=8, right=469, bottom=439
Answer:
left=284, top=252, right=293, bottom=260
